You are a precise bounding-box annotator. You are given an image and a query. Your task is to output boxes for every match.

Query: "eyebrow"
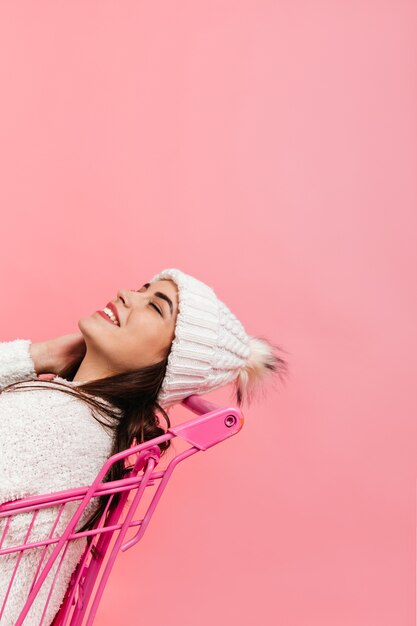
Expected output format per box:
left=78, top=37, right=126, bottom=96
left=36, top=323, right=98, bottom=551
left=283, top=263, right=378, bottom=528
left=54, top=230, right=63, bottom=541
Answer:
left=142, top=283, right=174, bottom=317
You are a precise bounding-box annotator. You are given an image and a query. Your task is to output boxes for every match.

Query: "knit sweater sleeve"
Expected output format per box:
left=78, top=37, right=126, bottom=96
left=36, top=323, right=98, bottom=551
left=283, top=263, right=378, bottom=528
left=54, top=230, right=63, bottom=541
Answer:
left=0, top=339, right=37, bottom=392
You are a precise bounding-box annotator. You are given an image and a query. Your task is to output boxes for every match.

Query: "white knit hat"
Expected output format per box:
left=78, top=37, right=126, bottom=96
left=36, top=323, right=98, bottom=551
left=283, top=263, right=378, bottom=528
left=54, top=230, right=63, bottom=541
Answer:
left=148, top=267, right=282, bottom=410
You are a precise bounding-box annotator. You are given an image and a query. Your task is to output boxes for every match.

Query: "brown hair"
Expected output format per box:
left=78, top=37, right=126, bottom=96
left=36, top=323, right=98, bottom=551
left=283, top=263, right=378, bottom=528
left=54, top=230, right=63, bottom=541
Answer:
left=0, top=356, right=173, bottom=557
left=1, top=338, right=289, bottom=558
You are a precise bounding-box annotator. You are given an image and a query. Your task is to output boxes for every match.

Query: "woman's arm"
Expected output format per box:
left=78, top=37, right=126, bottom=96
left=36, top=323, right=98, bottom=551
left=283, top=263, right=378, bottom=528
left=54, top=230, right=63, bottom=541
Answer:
left=0, top=334, right=86, bottom=391
left=0, top=339, right=38, bottom=391
left=0, top=338, right=61, bottom=392
left=28, top=340, right=53, bottom=374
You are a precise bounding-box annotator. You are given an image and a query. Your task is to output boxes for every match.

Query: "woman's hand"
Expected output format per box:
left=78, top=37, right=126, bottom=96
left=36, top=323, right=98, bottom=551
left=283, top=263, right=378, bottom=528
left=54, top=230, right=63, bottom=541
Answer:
left=30, top=333, right=86, bottom=376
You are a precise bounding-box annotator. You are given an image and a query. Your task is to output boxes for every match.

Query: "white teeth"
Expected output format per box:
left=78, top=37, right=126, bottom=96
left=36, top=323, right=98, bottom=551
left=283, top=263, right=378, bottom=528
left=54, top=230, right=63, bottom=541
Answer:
left=103, top=307, right=119, bottom=326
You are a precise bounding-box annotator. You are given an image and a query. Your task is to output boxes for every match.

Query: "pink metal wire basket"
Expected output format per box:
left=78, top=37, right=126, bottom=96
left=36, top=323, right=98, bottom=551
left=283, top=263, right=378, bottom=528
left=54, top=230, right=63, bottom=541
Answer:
left=0, top=395, right=244, bottom=626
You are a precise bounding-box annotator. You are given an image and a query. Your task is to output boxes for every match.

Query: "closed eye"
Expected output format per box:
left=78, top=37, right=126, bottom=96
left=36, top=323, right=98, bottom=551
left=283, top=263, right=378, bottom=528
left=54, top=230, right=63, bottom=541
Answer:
left=150, top=302, right=163, bottom=316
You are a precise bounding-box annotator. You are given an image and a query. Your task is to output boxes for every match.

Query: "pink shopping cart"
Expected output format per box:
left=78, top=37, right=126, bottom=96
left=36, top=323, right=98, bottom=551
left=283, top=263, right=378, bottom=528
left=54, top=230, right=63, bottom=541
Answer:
left=0, top=394, right=244, bottom=626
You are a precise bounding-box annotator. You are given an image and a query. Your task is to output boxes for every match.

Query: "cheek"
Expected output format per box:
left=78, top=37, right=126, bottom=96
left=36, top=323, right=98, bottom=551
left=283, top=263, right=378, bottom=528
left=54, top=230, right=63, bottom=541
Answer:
left=123, top=315, right=164, bottom=349
left=106, top=327, right=157, bottom=369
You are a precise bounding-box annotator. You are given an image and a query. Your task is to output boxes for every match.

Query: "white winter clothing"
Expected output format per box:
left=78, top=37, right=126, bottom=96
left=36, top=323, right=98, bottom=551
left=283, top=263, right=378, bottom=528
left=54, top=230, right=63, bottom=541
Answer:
left=0, top=339, right=115, bottom=625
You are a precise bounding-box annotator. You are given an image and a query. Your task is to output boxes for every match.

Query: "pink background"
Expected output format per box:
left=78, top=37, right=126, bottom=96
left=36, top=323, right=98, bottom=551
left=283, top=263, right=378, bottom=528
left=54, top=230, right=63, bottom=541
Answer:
left=1, top=1, right=417, bottom=624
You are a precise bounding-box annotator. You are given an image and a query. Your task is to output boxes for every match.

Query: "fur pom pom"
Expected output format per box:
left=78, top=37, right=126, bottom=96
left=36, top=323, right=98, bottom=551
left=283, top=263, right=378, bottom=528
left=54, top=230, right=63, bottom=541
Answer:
left=232, top=336, right=289, bottom=407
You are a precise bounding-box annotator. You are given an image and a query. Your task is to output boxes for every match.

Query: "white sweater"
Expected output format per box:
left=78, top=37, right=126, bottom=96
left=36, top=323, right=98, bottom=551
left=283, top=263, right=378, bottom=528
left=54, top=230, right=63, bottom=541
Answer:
left=0, top=339, right=115, bottom=625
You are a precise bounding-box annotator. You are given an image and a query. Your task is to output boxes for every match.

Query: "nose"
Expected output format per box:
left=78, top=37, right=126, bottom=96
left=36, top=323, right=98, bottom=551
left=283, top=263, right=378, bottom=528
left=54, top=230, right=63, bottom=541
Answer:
left=117, top=289, right=128, bottom=304
left=117, top=288, right=140, bottom=305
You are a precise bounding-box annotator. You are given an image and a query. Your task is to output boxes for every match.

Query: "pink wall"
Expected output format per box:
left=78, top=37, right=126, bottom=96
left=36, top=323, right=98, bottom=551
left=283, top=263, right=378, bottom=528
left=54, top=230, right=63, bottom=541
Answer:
left=1, top=1, right=416, bottom=624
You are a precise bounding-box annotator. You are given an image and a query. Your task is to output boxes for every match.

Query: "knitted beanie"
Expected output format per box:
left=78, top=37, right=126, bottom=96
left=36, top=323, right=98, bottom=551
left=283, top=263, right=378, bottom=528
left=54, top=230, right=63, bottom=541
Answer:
left=148, top=267, right=281, bottom=410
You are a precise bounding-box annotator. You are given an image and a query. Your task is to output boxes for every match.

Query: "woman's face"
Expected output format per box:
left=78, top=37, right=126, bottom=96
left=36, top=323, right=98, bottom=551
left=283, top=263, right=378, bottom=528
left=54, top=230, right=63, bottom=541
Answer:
left=77, top=279, right=179, bottom=377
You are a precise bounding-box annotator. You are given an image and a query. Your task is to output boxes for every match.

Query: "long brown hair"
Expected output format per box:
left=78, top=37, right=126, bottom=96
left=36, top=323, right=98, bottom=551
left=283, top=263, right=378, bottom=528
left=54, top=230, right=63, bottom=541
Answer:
left=1, top=337, right=290, bottom=558
left=0, top=356, right=173, bottom=555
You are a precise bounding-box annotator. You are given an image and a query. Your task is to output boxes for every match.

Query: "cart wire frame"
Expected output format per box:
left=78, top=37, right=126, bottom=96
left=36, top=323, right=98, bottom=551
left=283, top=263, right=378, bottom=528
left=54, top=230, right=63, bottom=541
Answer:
left=0, top=395, right=244, bottom=625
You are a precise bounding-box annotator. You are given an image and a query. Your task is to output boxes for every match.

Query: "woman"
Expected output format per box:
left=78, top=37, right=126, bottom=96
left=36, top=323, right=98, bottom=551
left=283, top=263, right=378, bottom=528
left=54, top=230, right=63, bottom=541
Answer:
left=0, top=267, right=289, bottom=625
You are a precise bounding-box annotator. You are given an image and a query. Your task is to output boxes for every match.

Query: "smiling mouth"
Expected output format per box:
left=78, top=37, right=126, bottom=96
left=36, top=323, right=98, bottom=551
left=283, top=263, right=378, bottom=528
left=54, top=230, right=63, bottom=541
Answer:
left=96, top=310, right=120, bottom=327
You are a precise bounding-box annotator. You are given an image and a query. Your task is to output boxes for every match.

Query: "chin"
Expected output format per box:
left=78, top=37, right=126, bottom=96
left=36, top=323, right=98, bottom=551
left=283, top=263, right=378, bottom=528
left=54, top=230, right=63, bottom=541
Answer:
left=77, top=316, right=93, bottom=334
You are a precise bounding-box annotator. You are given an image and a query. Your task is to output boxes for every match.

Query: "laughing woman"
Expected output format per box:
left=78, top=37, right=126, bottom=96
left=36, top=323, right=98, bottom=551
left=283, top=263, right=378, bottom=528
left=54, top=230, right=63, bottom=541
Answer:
left=0, top=267, right=289, bottom=625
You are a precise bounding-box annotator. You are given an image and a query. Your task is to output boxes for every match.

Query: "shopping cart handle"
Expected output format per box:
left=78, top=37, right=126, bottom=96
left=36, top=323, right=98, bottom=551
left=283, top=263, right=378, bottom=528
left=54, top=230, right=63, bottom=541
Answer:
left=170, top=395, right=245, bottom=450
left=181, top=394, right=221, bottom=415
